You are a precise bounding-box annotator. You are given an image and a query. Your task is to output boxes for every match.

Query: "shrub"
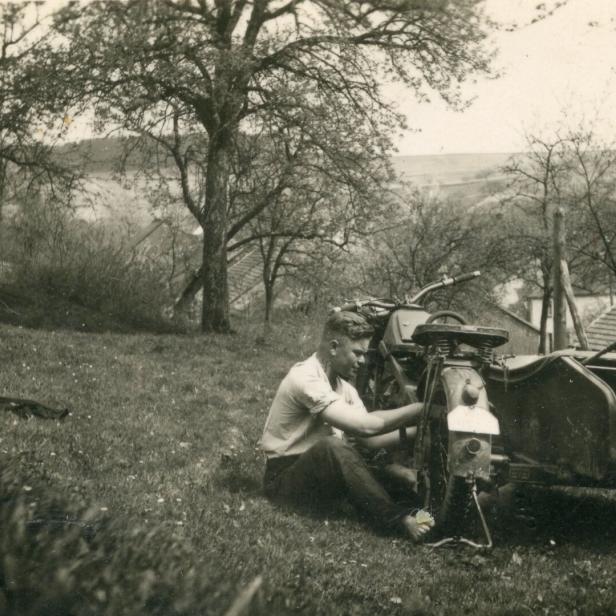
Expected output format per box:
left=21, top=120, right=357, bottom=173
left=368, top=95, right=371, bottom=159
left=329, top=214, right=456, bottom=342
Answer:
left=6, top=197, right=176, bottom=332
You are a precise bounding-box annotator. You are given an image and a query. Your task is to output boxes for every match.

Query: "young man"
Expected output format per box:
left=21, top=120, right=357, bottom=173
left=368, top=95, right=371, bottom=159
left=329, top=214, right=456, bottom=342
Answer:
left=260, top=310, right=432, bottom=541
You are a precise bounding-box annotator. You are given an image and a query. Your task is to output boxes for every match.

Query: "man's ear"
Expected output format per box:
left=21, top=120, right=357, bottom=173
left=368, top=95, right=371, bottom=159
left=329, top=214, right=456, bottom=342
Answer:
left=329, top=339, right=339, bottom=356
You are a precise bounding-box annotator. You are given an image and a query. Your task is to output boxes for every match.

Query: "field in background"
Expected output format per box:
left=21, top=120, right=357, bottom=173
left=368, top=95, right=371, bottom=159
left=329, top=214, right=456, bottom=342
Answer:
left=1, top=308, right=616, bottom=615
left=46, top=140, right=514, bottom=231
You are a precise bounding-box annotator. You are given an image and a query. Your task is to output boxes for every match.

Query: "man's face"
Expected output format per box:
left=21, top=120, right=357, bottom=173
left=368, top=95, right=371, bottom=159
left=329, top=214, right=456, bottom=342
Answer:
left=329, top=336, right=370, bottom=380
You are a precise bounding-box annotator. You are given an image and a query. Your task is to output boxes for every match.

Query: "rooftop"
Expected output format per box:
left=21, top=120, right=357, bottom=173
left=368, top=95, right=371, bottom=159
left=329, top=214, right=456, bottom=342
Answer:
left=586, top=304, right=616, bottom=351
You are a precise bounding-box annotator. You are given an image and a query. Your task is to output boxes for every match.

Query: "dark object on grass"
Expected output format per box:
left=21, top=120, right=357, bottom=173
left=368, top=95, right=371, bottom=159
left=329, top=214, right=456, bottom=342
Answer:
left=0, top=396, right=69, bottom=420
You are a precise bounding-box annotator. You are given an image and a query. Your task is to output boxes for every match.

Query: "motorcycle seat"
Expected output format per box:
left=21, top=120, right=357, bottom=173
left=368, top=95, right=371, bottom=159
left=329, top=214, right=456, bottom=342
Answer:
left=412, top=323, right=509, bottom=349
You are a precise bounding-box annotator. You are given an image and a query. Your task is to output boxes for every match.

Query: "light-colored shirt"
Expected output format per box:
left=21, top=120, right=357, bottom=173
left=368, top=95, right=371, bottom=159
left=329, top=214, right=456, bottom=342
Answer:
left=260, top=353, right=366, bottom=458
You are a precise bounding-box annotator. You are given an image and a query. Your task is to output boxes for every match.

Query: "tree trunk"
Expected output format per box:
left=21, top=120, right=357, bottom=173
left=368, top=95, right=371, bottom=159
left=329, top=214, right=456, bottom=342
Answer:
left=0, top=159, right=7, bottom=225
left=264, top=282, right=274, bottom=324
left=201, top=132, right=232, bottom=333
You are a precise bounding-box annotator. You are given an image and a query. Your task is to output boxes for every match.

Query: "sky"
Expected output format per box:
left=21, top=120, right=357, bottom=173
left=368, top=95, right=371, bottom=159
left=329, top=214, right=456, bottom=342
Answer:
left=391, top=0, right=616, bottom=155
left=49, top=0, right=616, bottom=157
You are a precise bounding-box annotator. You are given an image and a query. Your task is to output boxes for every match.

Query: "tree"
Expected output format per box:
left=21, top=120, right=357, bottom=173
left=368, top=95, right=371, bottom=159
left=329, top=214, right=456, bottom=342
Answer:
left=499, top=135, right=571, bottom=352
left=229, top=91, right=394, bottom=324
left=252, top=152, right=388, bottom=323
left=51, top=0, right=496, bottom=332
left=564, top=128, right=616, bottom=281
left=500, top=126, right=616, bottom=351
left=0, top=2, right=80, bottom=228
left=355, top=187, right=521, bottom=316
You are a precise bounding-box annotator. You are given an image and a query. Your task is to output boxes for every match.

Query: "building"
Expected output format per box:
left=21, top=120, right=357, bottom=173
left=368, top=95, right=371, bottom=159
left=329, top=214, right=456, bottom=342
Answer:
left=476, top=302, right=541, bottom=355
left=586, top=304, right=616, bottom=351
left=526, top=291, right=614, bottom=350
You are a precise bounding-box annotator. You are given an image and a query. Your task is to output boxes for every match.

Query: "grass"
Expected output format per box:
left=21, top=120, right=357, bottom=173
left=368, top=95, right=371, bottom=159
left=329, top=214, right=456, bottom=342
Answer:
left=0, top=282, right=178, bottom=335
left=1, top=309, right=616, bottom=615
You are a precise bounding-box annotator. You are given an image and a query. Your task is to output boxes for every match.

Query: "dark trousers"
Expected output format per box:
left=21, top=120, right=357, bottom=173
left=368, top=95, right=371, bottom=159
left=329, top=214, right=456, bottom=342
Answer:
left=263, top=436, right=412, bottom=530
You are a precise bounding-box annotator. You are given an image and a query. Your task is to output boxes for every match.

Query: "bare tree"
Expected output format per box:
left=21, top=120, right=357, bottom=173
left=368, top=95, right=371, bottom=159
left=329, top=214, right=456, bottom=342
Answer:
left=500, top=126, right=616, bottom=351
left=356, top=188, right=522, bottom=316
left=499, top=135, right=570, bottom=352
left=564, top=128, right=616, bottom=280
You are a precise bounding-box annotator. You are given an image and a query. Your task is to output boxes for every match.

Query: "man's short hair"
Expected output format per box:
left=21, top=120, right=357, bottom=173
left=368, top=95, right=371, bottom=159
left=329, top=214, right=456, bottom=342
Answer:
left=322, top=311, right=374, bottom=341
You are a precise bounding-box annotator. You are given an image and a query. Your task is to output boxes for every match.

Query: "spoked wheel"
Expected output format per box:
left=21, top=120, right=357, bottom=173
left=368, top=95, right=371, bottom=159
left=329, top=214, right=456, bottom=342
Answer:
left=417, top=403, right=473, bottom=537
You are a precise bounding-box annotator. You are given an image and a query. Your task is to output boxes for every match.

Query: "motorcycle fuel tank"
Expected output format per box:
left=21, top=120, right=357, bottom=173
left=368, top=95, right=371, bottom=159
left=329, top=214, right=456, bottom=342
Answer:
left=382, top=308, right=431, bottom=355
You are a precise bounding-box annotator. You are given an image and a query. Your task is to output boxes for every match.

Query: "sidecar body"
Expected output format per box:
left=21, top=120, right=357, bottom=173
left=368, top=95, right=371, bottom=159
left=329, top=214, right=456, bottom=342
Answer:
left=486, top=351, right=616, bottom=488
left=359, top=301, right=616, bottom=491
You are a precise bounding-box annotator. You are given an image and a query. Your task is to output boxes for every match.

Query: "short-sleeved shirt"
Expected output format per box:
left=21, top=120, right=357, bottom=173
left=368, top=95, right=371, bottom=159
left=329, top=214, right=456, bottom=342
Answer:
left=260, top=353, right=366, bottom=458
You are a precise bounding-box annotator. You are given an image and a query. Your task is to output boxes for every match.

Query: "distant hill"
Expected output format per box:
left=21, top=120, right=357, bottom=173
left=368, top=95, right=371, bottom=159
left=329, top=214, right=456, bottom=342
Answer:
left=55, top=136, right=513, bottom=184
left=33, top=139, right=517, bottom=313
left=391, top=152, right=512, bottom=185
left=48, top=137, right=514, bottom=226
left=390, top=152, right=512, bottom=205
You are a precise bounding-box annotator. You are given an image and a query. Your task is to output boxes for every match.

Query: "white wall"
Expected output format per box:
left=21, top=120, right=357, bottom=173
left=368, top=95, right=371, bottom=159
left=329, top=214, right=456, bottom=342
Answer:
left=528, top=295, right=613, bottom=333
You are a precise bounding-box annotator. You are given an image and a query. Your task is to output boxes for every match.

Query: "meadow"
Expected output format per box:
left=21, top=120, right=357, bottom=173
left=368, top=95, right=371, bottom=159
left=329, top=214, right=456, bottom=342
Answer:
left=1, top=310, right=616, bottom=615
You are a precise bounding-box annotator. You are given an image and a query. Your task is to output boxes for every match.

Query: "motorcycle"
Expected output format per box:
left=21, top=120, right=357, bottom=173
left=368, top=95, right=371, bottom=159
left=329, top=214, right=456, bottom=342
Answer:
left=334, top=271, right=508, bottom=547
left=335, top=272, right=616, bottom=547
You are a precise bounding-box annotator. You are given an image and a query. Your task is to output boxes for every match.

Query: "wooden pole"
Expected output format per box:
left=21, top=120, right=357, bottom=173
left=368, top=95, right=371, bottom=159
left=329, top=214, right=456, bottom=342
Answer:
left=561, top=259, right=589, bottom=350
left=552, top=208, right=568, bottom=350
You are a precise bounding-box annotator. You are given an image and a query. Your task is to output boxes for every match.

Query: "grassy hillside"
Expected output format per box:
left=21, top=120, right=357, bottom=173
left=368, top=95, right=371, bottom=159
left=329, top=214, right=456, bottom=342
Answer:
left=1, top=312, right=616, bottom=615
left=391, top=153, right=511, bottom=185
left=50, top=138, right=512, bottom=228
left=56, top=136, right=513, bottom=183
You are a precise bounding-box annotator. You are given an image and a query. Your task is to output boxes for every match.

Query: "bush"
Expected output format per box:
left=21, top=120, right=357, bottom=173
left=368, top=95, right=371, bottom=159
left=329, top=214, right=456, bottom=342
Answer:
left=5, top=197, right=176, bottom=332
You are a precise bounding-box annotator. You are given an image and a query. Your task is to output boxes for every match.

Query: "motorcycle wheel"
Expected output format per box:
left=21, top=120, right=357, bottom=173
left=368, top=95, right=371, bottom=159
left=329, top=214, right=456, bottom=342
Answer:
left=419, top=404, right=473, bottom=536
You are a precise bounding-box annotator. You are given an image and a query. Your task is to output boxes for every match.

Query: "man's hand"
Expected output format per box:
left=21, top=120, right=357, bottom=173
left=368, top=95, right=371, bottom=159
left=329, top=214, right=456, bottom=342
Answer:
left=401, top=511, right=435, bottom=543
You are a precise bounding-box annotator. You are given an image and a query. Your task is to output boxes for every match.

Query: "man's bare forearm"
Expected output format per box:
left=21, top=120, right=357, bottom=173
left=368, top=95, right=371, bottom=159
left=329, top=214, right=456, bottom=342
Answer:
left=368, top=402, right=424, bottom=435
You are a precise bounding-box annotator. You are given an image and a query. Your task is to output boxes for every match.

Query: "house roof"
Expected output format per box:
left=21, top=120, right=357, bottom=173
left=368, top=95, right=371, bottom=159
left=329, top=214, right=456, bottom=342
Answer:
left=492, top=304, right=540, bottom=333
left=586, top=304, right=616, bottom=351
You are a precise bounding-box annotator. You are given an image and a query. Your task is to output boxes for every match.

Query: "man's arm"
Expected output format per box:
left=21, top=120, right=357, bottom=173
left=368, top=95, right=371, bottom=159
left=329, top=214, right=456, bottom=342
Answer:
left=354, top=427, right=418, bottom=450
left=320, top=401, right=423, bottom=438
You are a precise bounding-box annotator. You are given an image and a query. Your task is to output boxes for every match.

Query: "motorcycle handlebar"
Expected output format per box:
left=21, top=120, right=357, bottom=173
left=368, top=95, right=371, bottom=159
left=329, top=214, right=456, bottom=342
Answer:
left=453, top=270, right=481, bottom=284
left=332, top=271, right=481, bottom=313
left=409, top=270, right=481, bottom=303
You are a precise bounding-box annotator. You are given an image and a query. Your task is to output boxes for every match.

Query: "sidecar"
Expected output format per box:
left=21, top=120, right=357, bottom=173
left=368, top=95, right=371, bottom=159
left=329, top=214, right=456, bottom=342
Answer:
left=486, top=351, right=616, bottom=489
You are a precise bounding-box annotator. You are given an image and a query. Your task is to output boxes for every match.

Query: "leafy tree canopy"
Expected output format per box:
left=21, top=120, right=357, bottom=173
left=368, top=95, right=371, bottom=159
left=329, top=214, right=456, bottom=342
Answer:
left=49, top=0, right=497, bottom=331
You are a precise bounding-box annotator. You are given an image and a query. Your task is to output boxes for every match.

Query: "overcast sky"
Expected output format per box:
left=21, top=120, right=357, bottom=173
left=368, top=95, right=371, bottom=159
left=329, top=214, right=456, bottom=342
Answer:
left=392, top=0, right=616, bottom=155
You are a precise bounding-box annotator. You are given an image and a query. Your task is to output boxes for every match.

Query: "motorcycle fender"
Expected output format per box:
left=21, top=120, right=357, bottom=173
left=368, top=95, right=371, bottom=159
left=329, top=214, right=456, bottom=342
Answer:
left=447, top=404, right=500, bottom=435
left=439, top=367, right=500, bottom=481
